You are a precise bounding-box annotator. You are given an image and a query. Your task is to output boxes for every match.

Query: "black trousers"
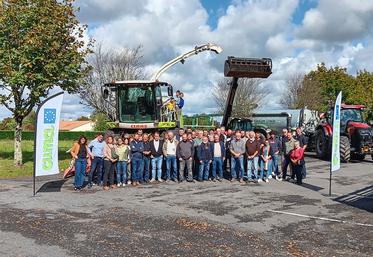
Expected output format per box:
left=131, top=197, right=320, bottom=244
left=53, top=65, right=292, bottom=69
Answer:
left=293, top=164, right=303, bottom=184
left=103, top=160, right=115, bottom=186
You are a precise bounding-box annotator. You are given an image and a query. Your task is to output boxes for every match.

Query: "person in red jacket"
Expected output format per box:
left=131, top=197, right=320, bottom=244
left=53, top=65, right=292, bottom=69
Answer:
left=290, top=141, right=305, bottom=185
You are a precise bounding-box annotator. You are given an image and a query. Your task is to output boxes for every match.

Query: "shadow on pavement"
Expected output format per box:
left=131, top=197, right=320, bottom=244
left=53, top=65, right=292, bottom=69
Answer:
left=37, top=179, right=68, bottom=193
left=333, top=185, right=373, bottom=213
left=300, top=183, right=324, bottom=192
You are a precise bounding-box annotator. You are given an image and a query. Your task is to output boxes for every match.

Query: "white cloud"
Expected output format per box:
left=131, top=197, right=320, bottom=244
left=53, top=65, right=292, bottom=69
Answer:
left=2, top=0, right=373, bottom=122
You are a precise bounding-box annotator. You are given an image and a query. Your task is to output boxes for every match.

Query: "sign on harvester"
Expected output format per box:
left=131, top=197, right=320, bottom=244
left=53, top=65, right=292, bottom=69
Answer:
left=331, top=91, right=342, bottom=172
left=34, top=92, right=64, bottom=177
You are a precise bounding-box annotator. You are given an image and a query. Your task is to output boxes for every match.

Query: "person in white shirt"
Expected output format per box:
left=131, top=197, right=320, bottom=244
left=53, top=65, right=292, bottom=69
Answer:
left=162, top=131, right=179, bottom=182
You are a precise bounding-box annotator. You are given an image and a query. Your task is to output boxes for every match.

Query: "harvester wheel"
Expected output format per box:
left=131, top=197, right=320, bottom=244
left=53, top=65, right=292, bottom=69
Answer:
left=340, top=136, right=351, bottom=163
left=315, top=129, right=329, bottom=159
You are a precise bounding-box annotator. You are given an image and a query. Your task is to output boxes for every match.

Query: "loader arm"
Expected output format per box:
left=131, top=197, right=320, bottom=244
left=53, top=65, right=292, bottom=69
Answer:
left=152, top=43, right=223, bottom=81
left=222, top=57, right=272, bottom=128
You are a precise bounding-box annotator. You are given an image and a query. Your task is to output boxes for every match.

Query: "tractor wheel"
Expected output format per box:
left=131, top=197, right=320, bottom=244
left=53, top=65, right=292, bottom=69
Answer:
left=340, top=136, right=351, bottom=163
left=315, top=129, right=329, bottom=159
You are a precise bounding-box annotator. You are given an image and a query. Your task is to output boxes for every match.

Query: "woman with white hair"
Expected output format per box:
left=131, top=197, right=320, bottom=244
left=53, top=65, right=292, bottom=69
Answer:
left=290, top=141, right=305, bottom=185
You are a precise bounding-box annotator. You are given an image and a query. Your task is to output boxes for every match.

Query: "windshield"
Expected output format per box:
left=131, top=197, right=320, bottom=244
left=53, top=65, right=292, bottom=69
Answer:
left=229, top=119, right=254, bottom=131
left=341, top=109, right=364, bottom=127
left=119, top=86, right=156, bottom=122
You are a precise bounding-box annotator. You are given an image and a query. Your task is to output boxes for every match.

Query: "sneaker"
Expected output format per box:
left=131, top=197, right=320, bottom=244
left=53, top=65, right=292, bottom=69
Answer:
left=268, top=175, right=272, bottom=179
left=103, top=186, right=110, bottom=191
left=111, top=184, right=118, bottom=189
left=257, top=179, right=261, bottom=183
left=157, top=178, right=164, bottom=182
left=122, top=183, right=126, bottom=187
left=217, top=178, right=222, bottom=182
left=150, top=178, right=155, bottom=183
left=74, top=187, right=78, bottom=191
left=117, top=183, right=121, bottom=187
left=239, top=178, right=244, bottom=183
left=265, top=179, right=269, bottom=183
left=87, top=183, right=92, bottom=189
left=127, top=181, right=132, bottom=185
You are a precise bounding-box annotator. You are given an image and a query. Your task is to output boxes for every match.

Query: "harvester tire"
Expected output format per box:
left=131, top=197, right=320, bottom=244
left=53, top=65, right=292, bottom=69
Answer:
left=340, top=136, right=351, bottom=163
left=315, top=129, right=329, bottom=159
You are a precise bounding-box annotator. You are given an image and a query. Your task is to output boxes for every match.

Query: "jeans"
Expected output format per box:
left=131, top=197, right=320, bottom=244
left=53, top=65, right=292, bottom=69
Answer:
left=131, top=158, right=143, bottom=182
left=142, top=157, right=151, bottom=182
left=116, top=161, right=128, bottom=184
left=259, top=159, right=272, bottom=179
left=103, top=160, right=115, bottom=186
left=198, top=160, right=211, bottom=180
left=151, top=156, right=163, bottom=180
left=74, top=158, right=86, bottom=188
left=282, top=155, right=291, bottom=179
left=88, top=157, right=103, bottom=184
left=231, top=156, right=244, bottom=179
left=212, top=157, right=223, bottom=179
left=179, top=159, right=193, bottom=181
left=272, top=154, right=280, bottom=176
left=166, top=155, right=178, bottom=180
left=247, top=156, right=259, bottom=179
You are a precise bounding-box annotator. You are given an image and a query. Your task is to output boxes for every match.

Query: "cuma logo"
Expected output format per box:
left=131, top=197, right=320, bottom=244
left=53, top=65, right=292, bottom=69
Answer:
left=44, top=108, right=56, bottom=124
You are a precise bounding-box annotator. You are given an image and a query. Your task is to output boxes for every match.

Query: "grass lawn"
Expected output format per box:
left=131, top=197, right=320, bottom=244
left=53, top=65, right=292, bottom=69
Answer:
left=0, top=140, right=73, bottom=178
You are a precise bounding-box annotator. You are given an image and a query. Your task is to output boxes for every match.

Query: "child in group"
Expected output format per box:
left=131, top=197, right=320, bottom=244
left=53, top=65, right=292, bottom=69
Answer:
left=116, top=138, right=131, bottom=187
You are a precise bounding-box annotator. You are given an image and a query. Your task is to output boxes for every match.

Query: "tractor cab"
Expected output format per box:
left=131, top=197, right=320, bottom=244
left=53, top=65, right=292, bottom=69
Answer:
left=103, top=81, right=179, bottom=130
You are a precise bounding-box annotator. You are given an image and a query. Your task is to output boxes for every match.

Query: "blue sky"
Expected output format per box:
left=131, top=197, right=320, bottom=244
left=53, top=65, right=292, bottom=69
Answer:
left=1, top=0, right=373, bottom=121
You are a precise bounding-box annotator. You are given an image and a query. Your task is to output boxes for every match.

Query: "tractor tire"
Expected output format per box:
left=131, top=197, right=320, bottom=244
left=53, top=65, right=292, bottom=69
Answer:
left=315, top=129, right=329, bottom=159
left=340, top=136, right=351, bottom=163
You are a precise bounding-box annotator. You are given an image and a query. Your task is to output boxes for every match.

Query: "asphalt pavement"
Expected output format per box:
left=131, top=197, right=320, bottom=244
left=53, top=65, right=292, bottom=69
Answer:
left=0, top=153, right=372, bottom=257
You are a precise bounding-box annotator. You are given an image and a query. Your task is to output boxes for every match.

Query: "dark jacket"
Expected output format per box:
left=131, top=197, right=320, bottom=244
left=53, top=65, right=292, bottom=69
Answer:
left=197, top=142, right=213, bottom=161
left=211, top=141, right=225, bottom=158
left=130, top=140, right=144, bottom=159
left=177, top=140, right=194, bottom=160
left=149, top=140, right=164, bottom=158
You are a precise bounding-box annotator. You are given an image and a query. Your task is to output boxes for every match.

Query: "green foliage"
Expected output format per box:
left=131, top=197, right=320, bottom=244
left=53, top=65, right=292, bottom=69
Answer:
left=0, top=0, right=92, bottom=122
left=0, top=130, right=101, bottom=141
left=92, top=112, right=110, bottom=131
left=0, top=117, right=16, bottom=130
left=304, top=63, right=373, bottom=113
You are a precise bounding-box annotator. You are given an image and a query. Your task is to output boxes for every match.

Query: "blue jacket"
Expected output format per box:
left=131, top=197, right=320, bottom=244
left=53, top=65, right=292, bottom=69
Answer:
left=211, top=141, right=225, bottom=158
left=197, top=142, right=213, bottom=161
left=130, top=140, right=144, bottom=159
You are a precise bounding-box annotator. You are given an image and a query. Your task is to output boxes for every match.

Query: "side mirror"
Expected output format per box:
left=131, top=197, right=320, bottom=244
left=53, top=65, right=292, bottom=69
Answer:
left=103, top=88, right=109, bottom=99
left=167, top=86, right=173, bottom=97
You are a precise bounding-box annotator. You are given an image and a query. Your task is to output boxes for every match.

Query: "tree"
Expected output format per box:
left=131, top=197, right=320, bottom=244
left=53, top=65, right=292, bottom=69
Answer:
left=91, top=112, right=110, bottom=131
left=0, top=0, right=92, bottom=166
left=280, top=73, right=322, bottom=109
left=79, top=44, right=144, bottom=121
left=212, top=78, right=268, bottom=118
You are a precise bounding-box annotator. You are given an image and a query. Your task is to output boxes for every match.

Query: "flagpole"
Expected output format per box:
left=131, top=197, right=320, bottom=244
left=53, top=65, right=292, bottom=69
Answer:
left=329, top=155, right=332, bottom=196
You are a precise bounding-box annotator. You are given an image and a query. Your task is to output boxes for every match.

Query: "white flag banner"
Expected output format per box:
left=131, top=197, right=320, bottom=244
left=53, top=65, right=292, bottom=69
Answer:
left=331, top=91, right=342, bottom=172
left=34, top=92, right=64, bottom=177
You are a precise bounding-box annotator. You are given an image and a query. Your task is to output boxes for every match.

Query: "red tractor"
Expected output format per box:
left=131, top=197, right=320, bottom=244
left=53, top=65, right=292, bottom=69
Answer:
left=315, top=104, right=373, bottom=162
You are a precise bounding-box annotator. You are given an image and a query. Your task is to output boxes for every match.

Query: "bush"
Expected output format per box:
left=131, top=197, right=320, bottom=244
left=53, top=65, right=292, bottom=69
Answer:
left=0, top=131, right=102, bottom=141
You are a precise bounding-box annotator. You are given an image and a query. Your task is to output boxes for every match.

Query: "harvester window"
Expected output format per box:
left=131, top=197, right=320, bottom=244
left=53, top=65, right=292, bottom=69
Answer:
left=119, top=86, right=156, bottom=122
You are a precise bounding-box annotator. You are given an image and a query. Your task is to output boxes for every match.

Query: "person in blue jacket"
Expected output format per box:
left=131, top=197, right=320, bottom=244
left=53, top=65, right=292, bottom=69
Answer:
left=130, top=133, right=144, bottom=186
left=211, top=134, right=225, bottom=182
left=197, top=136, right=213, bottom=181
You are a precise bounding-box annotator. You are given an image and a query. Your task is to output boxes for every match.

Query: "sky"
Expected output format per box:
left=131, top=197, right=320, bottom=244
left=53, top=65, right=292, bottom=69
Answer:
left=1, top=0, right=373, bottom=120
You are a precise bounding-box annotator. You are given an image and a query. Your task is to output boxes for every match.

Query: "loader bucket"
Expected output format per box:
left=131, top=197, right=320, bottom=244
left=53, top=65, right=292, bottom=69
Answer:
left=224, top=57, right=272, bottom=78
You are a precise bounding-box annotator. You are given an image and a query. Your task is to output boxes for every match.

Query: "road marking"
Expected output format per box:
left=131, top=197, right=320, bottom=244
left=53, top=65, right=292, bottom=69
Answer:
left=267, top=210, right=373, bottom=227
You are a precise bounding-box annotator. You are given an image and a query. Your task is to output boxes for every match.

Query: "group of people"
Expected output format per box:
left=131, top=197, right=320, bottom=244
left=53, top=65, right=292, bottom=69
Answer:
left=70, top=127, right=307, bottom=191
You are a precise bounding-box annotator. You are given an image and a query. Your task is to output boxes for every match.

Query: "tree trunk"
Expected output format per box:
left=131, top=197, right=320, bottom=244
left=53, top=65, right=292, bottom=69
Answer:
left=14, top=121, right=23, bottom=167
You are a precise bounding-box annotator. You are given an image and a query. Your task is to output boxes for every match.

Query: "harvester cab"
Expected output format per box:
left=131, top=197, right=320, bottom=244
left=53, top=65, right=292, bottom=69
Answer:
left=222, top=57, right=272, bottom=131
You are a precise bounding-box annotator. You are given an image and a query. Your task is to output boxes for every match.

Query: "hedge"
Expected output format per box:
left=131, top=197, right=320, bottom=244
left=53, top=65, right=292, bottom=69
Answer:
left=0, top=130, right=102, bottom=141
